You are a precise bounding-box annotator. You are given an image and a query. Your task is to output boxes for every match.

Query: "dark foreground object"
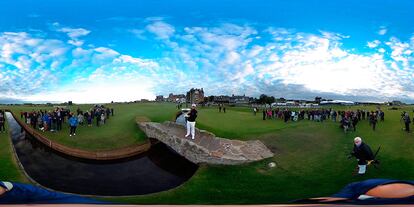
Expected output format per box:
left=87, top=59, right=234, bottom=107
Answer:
left=295, top=179, right=414, bottom=205
left=6, top=112, right=198, bottom=196
left=0, top=181, right=105, bottom=204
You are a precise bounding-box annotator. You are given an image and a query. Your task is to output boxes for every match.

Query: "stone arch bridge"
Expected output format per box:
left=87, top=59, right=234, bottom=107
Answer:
left=137, top=119, right=274, bottom=165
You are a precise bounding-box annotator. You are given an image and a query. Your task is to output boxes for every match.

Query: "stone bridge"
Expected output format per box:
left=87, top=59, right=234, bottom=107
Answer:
left=137, top=120, right=274, bottom=165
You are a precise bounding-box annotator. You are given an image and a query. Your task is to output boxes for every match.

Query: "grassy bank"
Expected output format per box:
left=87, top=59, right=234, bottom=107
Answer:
left=1, top=103, right=414, bottom=203
left=107, top=104, right=414, bottom=204
left=5, top=103, right=177, bottom=150
left=0, top=122, right=28, bottom=183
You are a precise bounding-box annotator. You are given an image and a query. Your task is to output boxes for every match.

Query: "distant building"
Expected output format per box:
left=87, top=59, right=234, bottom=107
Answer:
left=276, top=97, right=286, bottom=103
left=391, top=100, right=404, bottom=106
left=213, top=95, right=230, bottom=103
left=320, top=100, right=355, bottom=105
left=356, top=101, right=385, bottom=105
left=178, top=97, right=186, bottom=103
left=229, top=94, right=251, bottom=105
left=168, top=93, right=186, bottom=102
left=155, top=95, right=164, bottom=102
left=186, top=88, right=205, bottom=104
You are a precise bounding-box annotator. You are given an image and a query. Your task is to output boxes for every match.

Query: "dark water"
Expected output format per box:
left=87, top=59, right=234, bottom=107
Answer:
left=5, top=112, right=198, bottom=196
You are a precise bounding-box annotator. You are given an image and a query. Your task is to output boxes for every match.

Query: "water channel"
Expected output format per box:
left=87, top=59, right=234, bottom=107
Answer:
left=5, top=112, right=198, bottom=196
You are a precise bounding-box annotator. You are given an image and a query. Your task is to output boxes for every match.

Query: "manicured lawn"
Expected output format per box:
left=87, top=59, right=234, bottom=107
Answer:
left=104, top=104, right=414, bottom=204
left=0, top=122, right=28, bottom=183
left=2, top=103, right=414, bottom=204
left=6, top=103, right=177, bottom=150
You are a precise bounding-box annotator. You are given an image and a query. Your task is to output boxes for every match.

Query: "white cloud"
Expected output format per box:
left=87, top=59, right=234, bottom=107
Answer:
left=224, top=52, right=241, bottom=65
left=68, top=39, right=84, bottom=47
left=137, top=22, right=414, bottom=101
left=0, top=32, right=68, bottom=96
left=378, top=26, right=387, bottom=35
left=276, top=53, right=402, bottom=96
left=115, top=55, right=159, bottom=69
left=0, top=28, right=163, bottom=103
left=146, top=21, right=175, bottom=39
left=367, top=40, right=380, bottom=48
left=129, top=29, right=146, bottom=39
left=53, top=23, right=90, bottom=46
left=386, top=37, right=411, bottom=68
left=57, top=27, right=91, bottom=39
left=2, top=21, right=414, bottom=103
left=92, top=47, right=120, bottom=61
left=25, top=80, right=155, bottom=103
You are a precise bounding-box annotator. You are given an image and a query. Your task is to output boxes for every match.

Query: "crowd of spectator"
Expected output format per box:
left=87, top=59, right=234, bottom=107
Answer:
left=259, top=107, right=385, bottom=133
left=20, top=105, right=114, bottom=136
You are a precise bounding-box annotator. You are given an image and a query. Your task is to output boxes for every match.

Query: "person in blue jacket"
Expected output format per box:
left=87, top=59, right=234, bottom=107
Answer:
left=42, top=113, right=49, bottom=131
left=298, top=179, right=414, bottom=204
left=68, top=113, right=78, bottom=137
left=0, top=181, right=106, bottom=204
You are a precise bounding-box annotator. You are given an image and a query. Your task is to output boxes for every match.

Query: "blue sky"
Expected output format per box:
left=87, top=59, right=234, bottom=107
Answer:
left=0, top=0, right=413, bottom=103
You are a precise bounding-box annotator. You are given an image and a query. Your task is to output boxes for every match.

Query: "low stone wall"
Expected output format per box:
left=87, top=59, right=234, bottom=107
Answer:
left=8, top=111, right=151, bottom=160
left=137, top=121, right=274, bottom=165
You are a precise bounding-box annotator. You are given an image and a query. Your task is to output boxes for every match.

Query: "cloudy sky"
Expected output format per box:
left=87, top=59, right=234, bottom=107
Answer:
left=0, top=0, right=413, bottom=103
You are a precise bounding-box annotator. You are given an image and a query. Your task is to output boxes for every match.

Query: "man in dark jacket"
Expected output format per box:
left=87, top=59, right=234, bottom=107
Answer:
left=370, top=112, right=378, bottom=131
left=0, top=111, right=5, bottom=133
left=352, top=116, right=359, bottom=131
left=350, top=137, right=374, bottom=175
left=283, top=109, right=290, bottom=122
left=403, top=112, right=411, bottom=132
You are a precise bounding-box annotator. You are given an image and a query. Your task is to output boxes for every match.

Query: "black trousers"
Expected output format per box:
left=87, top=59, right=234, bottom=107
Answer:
left=0, top=123, right=5, bottom=132
left=357, top=159, right=368, bottom=165
left=405, top=122, right=410, bottom=132
left=70, top=126, right=77, bottom=135
left=57, top=121, right=62, bottom=131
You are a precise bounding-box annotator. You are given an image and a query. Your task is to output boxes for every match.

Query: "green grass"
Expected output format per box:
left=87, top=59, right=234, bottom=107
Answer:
left=0, top=122, right=28, bottom=183
left=196, top=107, right=296, bottom=139
left=103, top=104, right=414, bottom=204
left=2, top=103, right=414, bottom=204
left=5, top=103, right=178, bottom=150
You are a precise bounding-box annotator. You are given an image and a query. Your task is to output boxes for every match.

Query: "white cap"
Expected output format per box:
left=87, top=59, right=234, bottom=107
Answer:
left=192, top=104, right=196, bottom=107
left=0, top=181, right=13, bottom=191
